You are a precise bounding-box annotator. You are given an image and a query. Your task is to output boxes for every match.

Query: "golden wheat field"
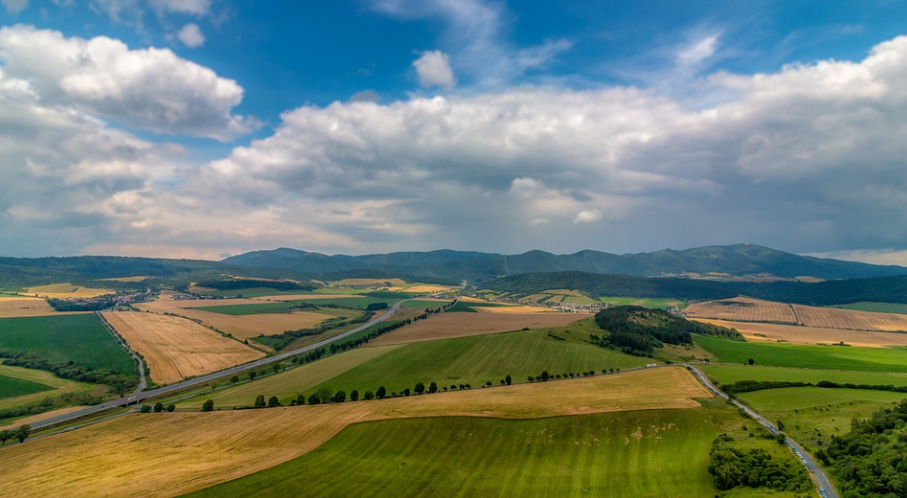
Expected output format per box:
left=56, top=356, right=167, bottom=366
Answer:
left=135, top=294, right=335, bottom=339
left=0, top=297, right=63, bottom=318
left=103, top=312, right=264, bottom=385
left=23, top=283, right=114, bottom=299
left=692, top=318, right=907, bottom=347
left=0, top=367, right=710, bottom=498
left=368, top=311, right=590, bottom=346
left=792, top=305, right=907, bottom=331
left=685, top=297, right=797, bottom=323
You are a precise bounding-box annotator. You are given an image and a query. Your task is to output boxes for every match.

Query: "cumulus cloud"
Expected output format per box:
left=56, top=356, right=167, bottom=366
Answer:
left=177, top=23, right=205, bottom=48
left=0, top=26, right=255, bottom=140
left=573, top=210, right=602, bottom=224
left=92, top=0, right=211, bottom=24
left=413, top=50, right=456, bottom=90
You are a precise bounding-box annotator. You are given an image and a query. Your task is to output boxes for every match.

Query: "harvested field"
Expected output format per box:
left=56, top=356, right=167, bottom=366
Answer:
left=103, top=312, right=264, bottom=385
left=792, top=304, right=907, bottom=331
left=368, top=312, right=590, bottom=346
left=136, top=295, right=335, bottom=340
left=0, top=367, right=710, bottom=498
left=692, top=318, right=907, bottom=347
left=684, top=297, right=797, bottom=323
left=476, top=304, right=558, bottom=313
left=402, top=284, right=453, bottom=294
left=23, top=283, right=113, bottom=299
left=0, top=297, right=62, bottom=318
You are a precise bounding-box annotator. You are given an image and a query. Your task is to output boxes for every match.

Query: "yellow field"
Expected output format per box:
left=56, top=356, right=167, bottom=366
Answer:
left=0, top=367, right=710, bottom=498
left=23, top=283, right=114, bottom=299
left=0, top=297, right=67, bottom=318
left=369, top=312, right=590, bottom=346
left=136, top=294, right=335, bottom=339
left=477, top=304, right=558, bottom=314
left=103, top=312, right=264, bottom=385
left=685, top=297, right=797, bottom=323
left=792, top=305, right=907, bottom=331
left=692, top=319, right=907, bottom=348
left=402, top=284, right=454, bottom=293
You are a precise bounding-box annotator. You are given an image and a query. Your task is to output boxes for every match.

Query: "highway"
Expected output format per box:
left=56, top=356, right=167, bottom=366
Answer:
left=29, top=298, right=418, bottom=430
left=687, top=365, right=838, bottom=498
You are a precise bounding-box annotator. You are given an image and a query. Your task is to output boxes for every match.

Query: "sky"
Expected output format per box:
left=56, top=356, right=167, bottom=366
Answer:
left=2, top=1, right=907, bottom=263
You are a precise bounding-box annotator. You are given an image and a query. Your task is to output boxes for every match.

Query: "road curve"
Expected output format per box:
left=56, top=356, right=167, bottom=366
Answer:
left=29, top=298, right=423, bottom=430
left=687, top=364, right=838, bottom=498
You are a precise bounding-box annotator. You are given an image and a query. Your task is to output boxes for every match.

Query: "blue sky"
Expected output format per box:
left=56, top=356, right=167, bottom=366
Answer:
left=2, top=0, right=907, bottom=263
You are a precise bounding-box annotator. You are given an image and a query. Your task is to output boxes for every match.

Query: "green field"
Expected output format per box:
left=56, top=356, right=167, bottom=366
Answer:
left=448, top=301, right=509, bottom=312
left=183, top=409, right=727, bottom=498
left=0, top=374, right=52, bottom=400
left=309, top=328, right=650, bottom=397
left=295, top=296, right=400, bottom=308
left=829, top=302, right=907, bottom=314
left=739, top=386, right=907, bottom=412
left=702, top=364, right=907, bottom=387
left=695, top=335, right=907, bottom=372
left=204, top=288, right=317, bottom=298
left=599, top=296, right=685, bottom=309
left=193, top=301, right=313, bottom=315
left=0, top=315, right=136, bottom=375
left=0, top=362, right=98, bottom=413
left=176, top=345, right=404, bottom=409
left=400, top=299, right=453, bottom=309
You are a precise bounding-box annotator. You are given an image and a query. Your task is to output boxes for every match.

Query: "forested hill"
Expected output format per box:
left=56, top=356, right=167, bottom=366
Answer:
left=484, top=272, right=907, bottom=306
left=223, top=244, right=907, bottom=283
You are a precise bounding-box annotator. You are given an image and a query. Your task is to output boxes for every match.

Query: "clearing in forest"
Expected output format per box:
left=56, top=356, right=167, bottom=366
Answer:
left=0, top=367, right=711, bottom=498
left=103, top=312, right=264, bottom=385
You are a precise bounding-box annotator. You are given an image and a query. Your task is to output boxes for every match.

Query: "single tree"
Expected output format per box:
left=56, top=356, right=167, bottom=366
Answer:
left=249, top=370, right=258, bottom=381
left=747, top=358, right=755, bottom=365
left=268, top=396, right=280, bottom=407
left=254, top=395, right=266, bottom=408
left=307, top=393, right=321, bottom=405
left=376, top=386, right=387, bottom=399
left=140, top=404, right=152, bottom=413
left=777, top=420, right=785, bottom=431
left=350, top=390, right=359, bottom=401
left=364, top=390, right=375, bottom=400
left=202, top=400, right=214, bottom=412
left=428, top=381, right=438, bottom=394
left=402, top=388, right=411, bottom=396
left=230, top=375, right=239, bottom=385
left=505, top=375, right=512, bottom=386
left=333, top=390, right=347, bottom=403
left=295, top=394, right=306, bottom=405
left=166, top=404, right=175, bottom=412
left=485, top=381, right=492, bottom=387
left=153, top=402, right=164, bottom=413
left=15, top=425, right=30, bottom=443
left=414, top=382, right=426, bottom=395
left=541, top=371, right=550, bottom=381
left=0, top=430, right=12, bottom=446
left=272, top=363, right=280, bottom=374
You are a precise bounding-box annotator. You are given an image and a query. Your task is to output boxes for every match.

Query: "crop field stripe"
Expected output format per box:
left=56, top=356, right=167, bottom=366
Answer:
left=701, top=364, right=907, bottom=387
left=695, top=335, right=907, bottom=372
left=0, top=314, right=136, bottom=375
left=738, top=386, right=907, bottom=412
left=181, top=409, right=721, bottom=498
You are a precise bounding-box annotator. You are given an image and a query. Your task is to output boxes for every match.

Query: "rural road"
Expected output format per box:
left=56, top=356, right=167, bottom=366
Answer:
left=29, top=298, right=425, bottom=430
left=687, top=365, right=838, bottom=498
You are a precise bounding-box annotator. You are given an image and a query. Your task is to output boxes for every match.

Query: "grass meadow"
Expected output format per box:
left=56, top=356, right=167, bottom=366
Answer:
left=701, top=364, right=907, bottom=387
left=0, top=373, right=52, bottom=400
left=599, top=296, right=686, bottom=309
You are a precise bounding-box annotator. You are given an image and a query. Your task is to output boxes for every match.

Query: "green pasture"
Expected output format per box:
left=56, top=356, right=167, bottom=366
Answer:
left=183, top=408, right=728, bottom=498
left=193, top=301, right=311, bottom=315
left=0, top=315, right=136, bottom=376
left=702, top=364, right=907, bottom=387
left=738, top=387, right=907, bottom=412
left=695, top=335, right=907, bottom=372
left=204, top=288, right=317, bottom=298
left=0, top=362, right=97, bottom=412
left=448, top=301, right=509, bottom=312
left=400, top=299, right=453, bottom=309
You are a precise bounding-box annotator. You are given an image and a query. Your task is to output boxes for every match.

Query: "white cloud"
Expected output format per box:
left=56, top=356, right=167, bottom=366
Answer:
left=2, top=0, right=28, bottom=13
left=413, top=50, right=456, bottom=90
left=573, top=210, right=602, bottom=224
left=177, top=23, right=205, bottom=48
left=149, top=0, right=209, bottom=16
left=0, top=26, right=255, bottom=140
left=92, top=0, right=211, bottom=24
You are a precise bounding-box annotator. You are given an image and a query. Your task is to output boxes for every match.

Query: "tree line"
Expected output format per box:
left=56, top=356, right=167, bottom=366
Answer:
left=708, top=433, right=812, bottom=492
left=0, top=351, right=137, bottom=393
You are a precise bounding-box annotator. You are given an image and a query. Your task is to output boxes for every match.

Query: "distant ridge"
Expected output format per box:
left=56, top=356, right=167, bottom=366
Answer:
left=222, top=243, right=907, bottom=283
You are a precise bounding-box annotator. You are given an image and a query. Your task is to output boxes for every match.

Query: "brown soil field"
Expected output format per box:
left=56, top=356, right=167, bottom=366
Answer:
left=692, top=319, right=907, bottom=348
left=792, top=305, right=907, bottom=332
left=0, top=367, right=710, bottom=498
left=103, top=312, right=264, bottom=385
left=368, top=311, right=590, bottom=346
left=685, top=297, right=797, bottom=323
left=136, top=295, right=335, bottom=339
